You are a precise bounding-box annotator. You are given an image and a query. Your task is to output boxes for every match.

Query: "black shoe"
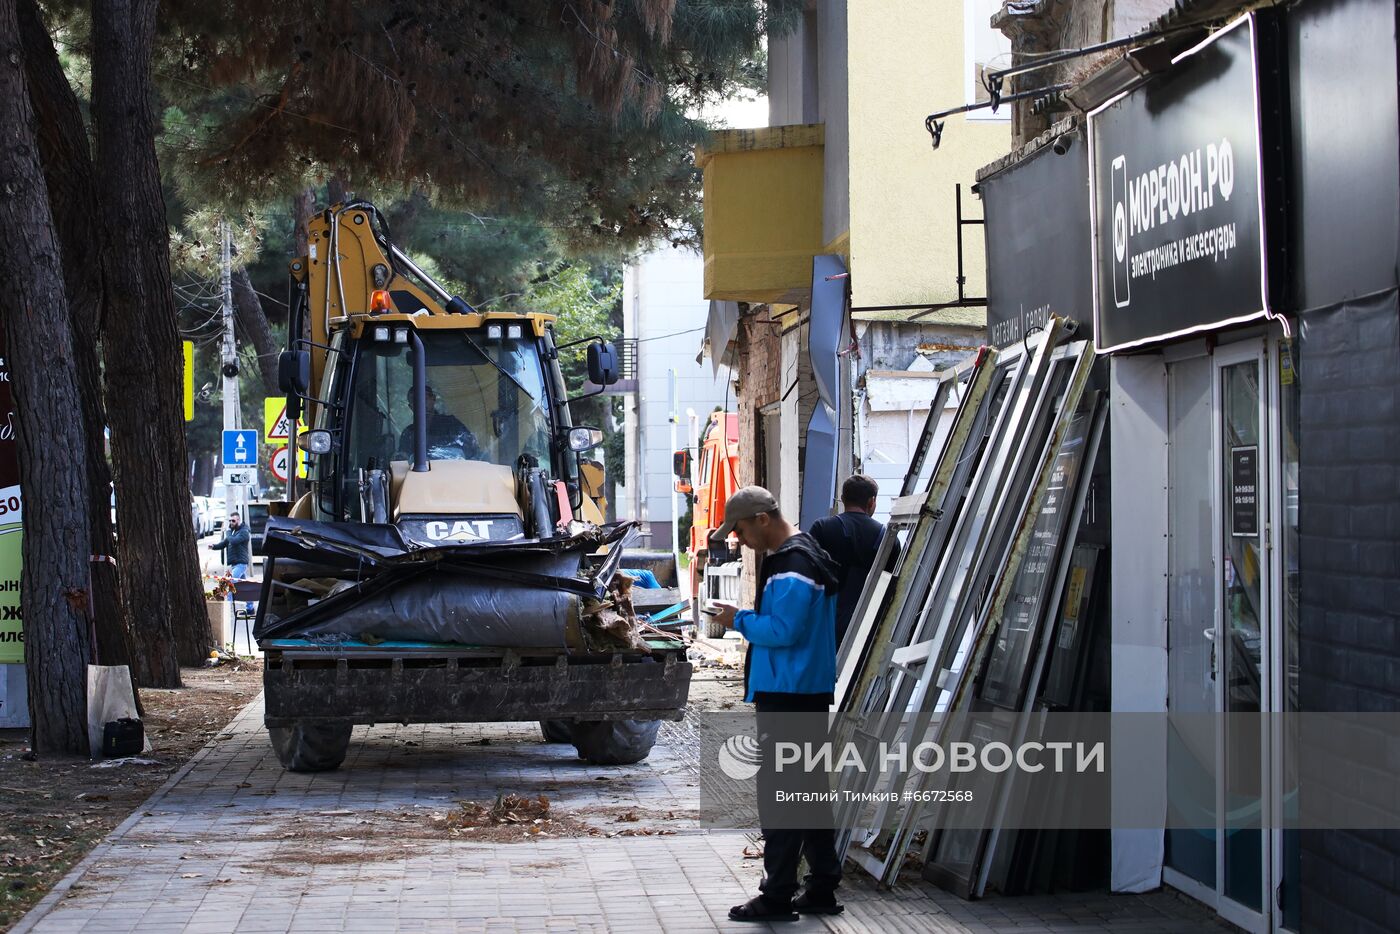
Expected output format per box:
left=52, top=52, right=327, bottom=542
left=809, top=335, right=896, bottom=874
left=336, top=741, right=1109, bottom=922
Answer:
left=728, top=895, right=799, bottom=923
left=792, top=889, right=844, bottom=915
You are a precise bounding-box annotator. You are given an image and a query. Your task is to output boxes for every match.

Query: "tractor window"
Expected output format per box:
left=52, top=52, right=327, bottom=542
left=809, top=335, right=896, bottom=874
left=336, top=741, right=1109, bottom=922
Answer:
left=344, top=329, right=553, bottom=477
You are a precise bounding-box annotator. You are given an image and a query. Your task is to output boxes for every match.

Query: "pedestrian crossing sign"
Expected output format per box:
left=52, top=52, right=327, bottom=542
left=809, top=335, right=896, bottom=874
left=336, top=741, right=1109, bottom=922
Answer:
left=264, top=398, right=292, bottom=440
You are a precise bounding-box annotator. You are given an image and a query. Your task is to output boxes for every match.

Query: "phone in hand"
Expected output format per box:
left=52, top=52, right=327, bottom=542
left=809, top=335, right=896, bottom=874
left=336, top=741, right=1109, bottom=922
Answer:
left=703, top=600, right=739, bottom=616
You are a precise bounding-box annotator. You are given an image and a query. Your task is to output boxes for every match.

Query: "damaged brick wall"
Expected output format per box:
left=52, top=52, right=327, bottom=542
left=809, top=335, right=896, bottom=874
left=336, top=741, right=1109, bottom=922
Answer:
left=993, top=0, right=1177, bottom=147
left=734, top=307, right=783, bottom=606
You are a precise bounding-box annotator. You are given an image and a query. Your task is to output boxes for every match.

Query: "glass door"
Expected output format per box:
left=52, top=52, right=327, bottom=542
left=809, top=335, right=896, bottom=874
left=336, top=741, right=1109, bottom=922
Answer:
left=1213, top=341, right=1270, bottom=931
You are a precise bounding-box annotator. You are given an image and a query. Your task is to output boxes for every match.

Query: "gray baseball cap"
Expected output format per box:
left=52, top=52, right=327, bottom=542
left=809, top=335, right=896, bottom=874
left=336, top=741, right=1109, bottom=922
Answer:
left=715, top=486, right=779, bottom=538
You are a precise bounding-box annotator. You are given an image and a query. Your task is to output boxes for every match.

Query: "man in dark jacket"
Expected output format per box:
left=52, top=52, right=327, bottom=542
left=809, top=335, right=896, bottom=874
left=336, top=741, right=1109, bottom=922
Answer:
left=711, top=486, right=845, bottom=922
left=808, top=474, right=897, bottom=648
left=213, top=512, right=252, bottom=579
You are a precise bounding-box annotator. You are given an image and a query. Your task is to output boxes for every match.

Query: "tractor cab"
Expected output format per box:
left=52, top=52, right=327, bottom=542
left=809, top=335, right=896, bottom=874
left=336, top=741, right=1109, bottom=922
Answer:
left=300, top=315, right=614, bottom=545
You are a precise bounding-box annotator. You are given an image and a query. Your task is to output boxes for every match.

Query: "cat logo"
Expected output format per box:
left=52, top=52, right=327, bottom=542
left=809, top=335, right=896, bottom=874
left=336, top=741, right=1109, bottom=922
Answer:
left=424, top=519, right=495, bottom=541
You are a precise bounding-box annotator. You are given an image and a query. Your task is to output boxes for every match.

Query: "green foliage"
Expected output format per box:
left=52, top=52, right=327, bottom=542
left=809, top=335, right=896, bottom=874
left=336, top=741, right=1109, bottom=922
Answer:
left=516, top=261, right=625, bottom=510
left=151, top=0, right=799, bottom=251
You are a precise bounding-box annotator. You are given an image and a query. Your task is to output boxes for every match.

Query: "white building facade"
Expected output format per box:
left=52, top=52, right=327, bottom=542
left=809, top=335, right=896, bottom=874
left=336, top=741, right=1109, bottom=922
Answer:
left=620, top=248, right=732, bottom=549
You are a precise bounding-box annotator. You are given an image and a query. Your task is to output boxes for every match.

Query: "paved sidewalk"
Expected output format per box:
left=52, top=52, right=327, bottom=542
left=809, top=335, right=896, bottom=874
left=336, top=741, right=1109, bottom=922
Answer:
left=14, top=697, right=1233, bottom=934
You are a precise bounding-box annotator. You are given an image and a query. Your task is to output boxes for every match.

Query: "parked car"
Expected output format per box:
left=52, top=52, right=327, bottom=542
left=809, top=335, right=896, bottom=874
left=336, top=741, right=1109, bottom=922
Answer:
left=191, top=496, right=217, bottom=536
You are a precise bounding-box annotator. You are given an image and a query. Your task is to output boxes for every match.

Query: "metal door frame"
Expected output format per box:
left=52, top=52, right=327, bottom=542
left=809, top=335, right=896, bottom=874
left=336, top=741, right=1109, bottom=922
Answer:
left=1211, top=337, right=1271, bottom=934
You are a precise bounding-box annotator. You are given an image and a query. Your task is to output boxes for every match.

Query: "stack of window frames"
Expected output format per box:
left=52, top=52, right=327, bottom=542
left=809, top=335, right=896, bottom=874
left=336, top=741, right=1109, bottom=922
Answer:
left=831, top=318, right=1100, bottom=887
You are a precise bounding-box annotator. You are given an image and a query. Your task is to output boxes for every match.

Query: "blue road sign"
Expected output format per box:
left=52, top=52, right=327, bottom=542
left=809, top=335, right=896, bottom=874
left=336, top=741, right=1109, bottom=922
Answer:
left=222, top=429, right=259, bottom=467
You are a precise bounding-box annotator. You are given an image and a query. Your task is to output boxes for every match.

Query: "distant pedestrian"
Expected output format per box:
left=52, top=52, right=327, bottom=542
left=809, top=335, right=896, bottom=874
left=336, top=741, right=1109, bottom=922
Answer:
left=709, top=486, right=845, bottom=922
left=213, top=512, right=251, bottom=579
left=809, top=474, right=896, bottom=647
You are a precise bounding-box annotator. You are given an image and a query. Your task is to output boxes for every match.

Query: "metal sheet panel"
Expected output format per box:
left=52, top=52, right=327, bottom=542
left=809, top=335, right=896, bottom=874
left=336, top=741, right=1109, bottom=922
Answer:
left=799, top=402, right=839, bottom=530
left=1286, top=0, right=1400, bottom=310
left=982, top=138, right=1094, bottom=349
left=808, top=255, right=848, bottom=408
left=1108, top=353, right=1170, bottom=893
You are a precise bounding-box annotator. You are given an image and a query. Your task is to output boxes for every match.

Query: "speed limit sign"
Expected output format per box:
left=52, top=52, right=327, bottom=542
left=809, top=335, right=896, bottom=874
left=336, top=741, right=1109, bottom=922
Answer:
left=269, top=446, right=290, bottom=482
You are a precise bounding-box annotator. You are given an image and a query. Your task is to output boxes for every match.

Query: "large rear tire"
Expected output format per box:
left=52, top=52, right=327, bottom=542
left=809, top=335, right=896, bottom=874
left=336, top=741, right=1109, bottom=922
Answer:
left=539, top=720, right=574, bottom=743
left=268, top=722, right=353, bottom=772
left=570, top=719, right=661, bottom=765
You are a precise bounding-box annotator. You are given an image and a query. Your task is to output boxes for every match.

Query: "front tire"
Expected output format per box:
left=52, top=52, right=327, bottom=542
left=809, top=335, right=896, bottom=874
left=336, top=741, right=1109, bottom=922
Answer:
left=268, top=722, right=353, bottom=772
left=539, top=720, right=574, bottom=743
left=570, top=719, right=661, bottom=765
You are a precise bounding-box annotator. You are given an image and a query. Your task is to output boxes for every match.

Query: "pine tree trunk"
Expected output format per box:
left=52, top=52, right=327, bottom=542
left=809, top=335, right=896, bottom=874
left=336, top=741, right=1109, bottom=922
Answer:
left=326, top=176, right=349, bottom=206
left=292, top=188, right=315, bottom=258
left=232, top=268, right=281, bottom=395
left=18, top=0, right=147, bottom=689
left=292, top=189, right=314, bottom=344
left=0, top=0, right=96, bottom=755
left=90, top=0, right=206, bottom=676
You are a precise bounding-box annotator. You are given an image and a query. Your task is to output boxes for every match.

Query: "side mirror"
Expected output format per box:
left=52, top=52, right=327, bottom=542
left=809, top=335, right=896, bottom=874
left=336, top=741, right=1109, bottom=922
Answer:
left=566, top=426, right=604, bottom=453
left=298, top=429, right=334, bottom=454
left=278, top=350, right=310, bottom=394
left=672, top=449, right=690, bottom=480
left=586, top=342, right=620, bottom=386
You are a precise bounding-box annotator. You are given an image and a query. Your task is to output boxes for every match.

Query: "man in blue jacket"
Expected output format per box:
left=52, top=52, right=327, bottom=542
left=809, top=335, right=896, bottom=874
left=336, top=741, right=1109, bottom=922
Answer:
left=711, top=486, right=844, bottom=922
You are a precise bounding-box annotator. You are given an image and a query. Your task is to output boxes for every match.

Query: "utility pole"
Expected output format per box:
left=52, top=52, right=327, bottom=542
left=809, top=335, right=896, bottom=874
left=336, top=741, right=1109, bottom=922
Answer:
left=668, top=368, right=680, bottom=576
left=219, top=219, right=245, bottom=524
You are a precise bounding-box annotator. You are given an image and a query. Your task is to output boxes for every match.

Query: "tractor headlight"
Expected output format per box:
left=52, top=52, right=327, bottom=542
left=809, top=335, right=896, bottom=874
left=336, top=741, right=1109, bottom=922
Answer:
left=394, top=328, right=409, bottom=344
left=487, top=324, right=503, bottom=340
left=299, top=430, right=334, bottom=455
left=507, top=324, right=523, bottom=340
left=373, top=326, right=390, bottom=342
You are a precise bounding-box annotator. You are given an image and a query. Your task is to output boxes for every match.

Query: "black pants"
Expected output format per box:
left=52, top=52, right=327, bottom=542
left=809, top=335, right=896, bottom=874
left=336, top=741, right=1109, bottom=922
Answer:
left=754, top=692, right=843, bottom=904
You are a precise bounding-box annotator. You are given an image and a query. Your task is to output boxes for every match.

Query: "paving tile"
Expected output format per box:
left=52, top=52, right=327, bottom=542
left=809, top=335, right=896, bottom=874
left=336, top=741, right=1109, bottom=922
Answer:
left=12, top=695, right=1238, bottom=934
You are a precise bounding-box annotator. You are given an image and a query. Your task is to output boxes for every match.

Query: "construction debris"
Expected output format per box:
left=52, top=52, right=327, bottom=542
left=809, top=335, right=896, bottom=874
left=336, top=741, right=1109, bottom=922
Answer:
left=579, top=573, right=653, bottom=653
left=832, top=319, right=1106, bottom=895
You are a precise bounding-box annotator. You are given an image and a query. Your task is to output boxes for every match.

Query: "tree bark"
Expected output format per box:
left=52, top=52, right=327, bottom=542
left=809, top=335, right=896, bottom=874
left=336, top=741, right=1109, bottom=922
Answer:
left=232, top=268, right=280, bottom=395
left=17, top=0, right=148, bottom=690
left=0, top=0, right=96, bottom=754
left=91, top=0, right=207, bottom=675
left=292, top=188, right=314, bottom=344
left=326, top=176, right=348, bottom=206
left=292, top=188, right=315, bottom=259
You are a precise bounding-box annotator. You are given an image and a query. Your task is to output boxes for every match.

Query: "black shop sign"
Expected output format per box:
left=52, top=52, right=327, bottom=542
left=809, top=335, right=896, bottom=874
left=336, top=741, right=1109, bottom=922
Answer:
left=1088, top=13, right=1275, bottom=353
left=982, top=135, right=1093, bottom=349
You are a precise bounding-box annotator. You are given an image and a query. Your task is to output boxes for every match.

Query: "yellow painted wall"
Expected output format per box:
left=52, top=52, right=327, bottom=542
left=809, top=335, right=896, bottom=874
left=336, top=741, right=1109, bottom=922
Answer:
left=845, top=2, right=1010, bottom=310
left=701, top=133, right=825, bottom=302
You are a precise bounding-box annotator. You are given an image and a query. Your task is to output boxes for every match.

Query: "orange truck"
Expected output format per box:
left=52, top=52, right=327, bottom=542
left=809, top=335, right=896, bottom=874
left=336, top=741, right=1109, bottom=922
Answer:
left=674, top=412, right=741, bottom=638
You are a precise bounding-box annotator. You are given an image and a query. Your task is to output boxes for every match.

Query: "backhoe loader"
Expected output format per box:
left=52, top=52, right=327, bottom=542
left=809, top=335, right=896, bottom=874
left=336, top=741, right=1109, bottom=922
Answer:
left=254, top=201, right=691, bottom=771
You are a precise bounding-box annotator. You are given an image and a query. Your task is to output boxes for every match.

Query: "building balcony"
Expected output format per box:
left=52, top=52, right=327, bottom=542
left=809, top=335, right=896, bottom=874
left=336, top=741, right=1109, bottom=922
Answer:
left=697, top=124, right=824, bottom=303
